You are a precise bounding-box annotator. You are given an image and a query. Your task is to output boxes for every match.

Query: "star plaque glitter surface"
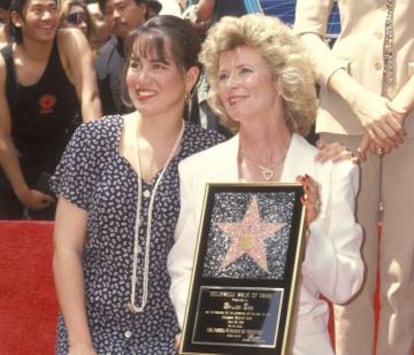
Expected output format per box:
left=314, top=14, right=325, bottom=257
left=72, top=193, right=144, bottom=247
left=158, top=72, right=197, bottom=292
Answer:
left=202, top=191, right=295, bottom=280
left=181, top=184, right=305, bottom=355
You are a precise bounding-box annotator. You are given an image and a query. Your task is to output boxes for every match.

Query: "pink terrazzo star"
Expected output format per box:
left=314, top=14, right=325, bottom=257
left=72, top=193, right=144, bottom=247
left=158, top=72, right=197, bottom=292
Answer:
left=216, top=196, right=285, bottom=272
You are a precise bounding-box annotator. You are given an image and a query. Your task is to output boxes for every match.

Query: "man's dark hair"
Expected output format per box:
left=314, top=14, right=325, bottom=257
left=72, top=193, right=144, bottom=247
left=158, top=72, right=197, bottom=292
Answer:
left=98, top=0, right=147, bottom=16
left=9, top=0, right=60, bottom=43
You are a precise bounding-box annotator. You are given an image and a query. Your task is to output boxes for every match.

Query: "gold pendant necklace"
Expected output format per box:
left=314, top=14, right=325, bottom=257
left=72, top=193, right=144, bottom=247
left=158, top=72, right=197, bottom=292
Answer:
left=128, top=122, right=184, bottom=313
left=241, top=146, right=287, bottom=182
left=258, top=165, right=275, bottom=181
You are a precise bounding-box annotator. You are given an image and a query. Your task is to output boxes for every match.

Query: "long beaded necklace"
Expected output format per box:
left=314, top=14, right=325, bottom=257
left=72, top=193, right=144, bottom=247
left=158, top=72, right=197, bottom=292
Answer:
left=128, top=123, right=184, bottom=313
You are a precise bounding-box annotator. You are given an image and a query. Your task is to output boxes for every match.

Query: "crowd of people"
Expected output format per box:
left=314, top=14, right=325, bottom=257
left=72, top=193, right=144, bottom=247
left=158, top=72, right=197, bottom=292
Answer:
left=0, top=0, right=412, bottom=354
left=0, top=0, right=177, bottom=220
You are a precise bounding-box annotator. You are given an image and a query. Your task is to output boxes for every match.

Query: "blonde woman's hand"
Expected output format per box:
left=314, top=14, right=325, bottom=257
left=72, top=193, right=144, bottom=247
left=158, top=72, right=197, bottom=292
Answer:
left=296, top=174, right=320, bottom=226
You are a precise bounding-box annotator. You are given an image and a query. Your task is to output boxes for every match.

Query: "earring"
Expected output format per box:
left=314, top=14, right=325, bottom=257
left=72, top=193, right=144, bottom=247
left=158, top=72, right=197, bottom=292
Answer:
left=185, top=90, right=191, bottom=106
left=185, top=90, right=193, bottom=120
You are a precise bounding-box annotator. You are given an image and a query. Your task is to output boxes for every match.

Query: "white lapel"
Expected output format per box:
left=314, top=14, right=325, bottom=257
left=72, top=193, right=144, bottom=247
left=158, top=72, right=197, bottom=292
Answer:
left=280, top=133, right=317, bottom=182
left=204, top=135, right=240, bottom=182
left=200, top=133, right=318, bottom=184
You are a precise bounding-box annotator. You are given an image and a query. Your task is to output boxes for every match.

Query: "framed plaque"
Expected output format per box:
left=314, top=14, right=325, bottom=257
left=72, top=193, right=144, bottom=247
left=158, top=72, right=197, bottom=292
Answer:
left=180, top=183, right=306, bottom=355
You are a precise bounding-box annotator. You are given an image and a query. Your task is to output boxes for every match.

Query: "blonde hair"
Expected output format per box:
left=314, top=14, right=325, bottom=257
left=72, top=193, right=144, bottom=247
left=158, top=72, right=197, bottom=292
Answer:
left=200, top=14, right=317, bottom=136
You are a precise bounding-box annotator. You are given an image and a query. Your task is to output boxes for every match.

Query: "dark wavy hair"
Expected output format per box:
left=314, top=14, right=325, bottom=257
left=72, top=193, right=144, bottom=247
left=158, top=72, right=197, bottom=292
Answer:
left=121, top=15, right=202, bottom=117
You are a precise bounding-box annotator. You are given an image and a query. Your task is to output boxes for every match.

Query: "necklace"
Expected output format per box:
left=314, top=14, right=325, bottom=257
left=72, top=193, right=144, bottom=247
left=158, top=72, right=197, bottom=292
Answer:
left=241, top=146, right=287, bottom=181
left=258, top=165, right=278, bottom=181
left=128, top=122, right=184, bottom=313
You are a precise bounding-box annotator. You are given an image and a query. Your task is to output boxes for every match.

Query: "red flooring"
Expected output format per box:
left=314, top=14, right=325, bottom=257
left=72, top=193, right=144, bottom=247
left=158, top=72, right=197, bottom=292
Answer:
left=0, top=221, right=57, bottom=355
left=0, top=220, right=381, bottom=354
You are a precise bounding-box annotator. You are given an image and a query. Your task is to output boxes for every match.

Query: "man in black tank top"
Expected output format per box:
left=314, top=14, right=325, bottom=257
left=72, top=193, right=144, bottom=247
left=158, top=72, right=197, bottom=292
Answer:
left=0, top=0, right=102, bottom=220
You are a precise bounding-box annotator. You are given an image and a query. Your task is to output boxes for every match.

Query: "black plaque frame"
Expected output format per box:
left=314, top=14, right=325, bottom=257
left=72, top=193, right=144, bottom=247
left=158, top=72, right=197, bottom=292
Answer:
left=180, top=183, right=306, bottom=355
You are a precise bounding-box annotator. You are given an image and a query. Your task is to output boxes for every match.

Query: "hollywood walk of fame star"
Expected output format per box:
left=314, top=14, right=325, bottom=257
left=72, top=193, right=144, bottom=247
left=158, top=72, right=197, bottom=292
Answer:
left=216, top=196, right=286, bottom=272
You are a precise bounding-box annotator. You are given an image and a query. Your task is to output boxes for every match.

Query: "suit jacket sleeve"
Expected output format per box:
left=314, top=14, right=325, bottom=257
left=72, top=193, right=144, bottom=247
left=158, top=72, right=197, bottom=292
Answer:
left=294, top=0, right=349, bottom=86
left=301, top=162, right=364, bottom=304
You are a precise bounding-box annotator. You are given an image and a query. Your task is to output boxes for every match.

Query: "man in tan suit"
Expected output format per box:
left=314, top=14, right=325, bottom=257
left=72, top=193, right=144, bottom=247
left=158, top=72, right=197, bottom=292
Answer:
left=294, top=1, right=414, bottom=354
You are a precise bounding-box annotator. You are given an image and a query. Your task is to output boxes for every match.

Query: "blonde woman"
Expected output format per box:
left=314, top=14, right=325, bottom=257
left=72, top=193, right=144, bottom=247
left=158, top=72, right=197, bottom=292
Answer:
left=168, top=14, right=364, bottom=354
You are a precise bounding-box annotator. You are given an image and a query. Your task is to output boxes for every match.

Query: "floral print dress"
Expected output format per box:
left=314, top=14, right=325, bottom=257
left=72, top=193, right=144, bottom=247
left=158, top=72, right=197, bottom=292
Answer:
left=51, top=115, right=224, bottom=354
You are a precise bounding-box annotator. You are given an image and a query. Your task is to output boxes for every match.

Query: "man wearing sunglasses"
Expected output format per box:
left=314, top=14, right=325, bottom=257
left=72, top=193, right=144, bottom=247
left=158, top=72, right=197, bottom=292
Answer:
left=0, top=0, right=102, bottom=219
left=66, top=11, right=87, bottom=26
left=61, top=0, right=90, bottom=36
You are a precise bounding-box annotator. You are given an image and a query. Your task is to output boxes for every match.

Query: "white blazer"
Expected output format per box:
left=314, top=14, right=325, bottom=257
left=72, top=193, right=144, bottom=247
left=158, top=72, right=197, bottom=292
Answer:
left=168, top=133, right=364, bottom=354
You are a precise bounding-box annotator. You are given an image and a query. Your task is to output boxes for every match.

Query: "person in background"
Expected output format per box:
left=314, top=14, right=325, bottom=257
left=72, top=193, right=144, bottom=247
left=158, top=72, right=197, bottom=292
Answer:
left=0, top=0, right=11, bottom=47
left=0, top=0, right=9, bottom=21
left=96, top=0, right=148, bottom=115
left=0, top=0, right=101, bottom=220
left=51, top=15, right=224, bottom=354
left=147, top=0, right=162, bottom=18
left=168, top=14, right=364, bottom=354
left=295, top=2, right=414, bottom=354
left=156, top=0, right=181, bottom=16
left=190, top=0, right=246, bottom=38
left=60, top=0, right=91, bottom=37
left=86, top=0, right=111, bottom=57
left=182, top=0, right=250, bottom=136
left=175, top=0, right=185, bottom=12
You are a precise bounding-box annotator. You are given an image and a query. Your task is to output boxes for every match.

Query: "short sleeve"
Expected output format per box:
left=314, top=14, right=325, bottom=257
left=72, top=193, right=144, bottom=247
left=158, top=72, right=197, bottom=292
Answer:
left=49, top=122, right=101, bottom=211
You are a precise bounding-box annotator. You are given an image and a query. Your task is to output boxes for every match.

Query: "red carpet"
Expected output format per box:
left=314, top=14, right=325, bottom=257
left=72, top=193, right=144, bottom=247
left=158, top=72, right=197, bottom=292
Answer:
left=0, top=221, right=58, bottom=355
left=0, top=220, right=380, bottom=354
